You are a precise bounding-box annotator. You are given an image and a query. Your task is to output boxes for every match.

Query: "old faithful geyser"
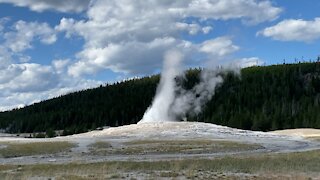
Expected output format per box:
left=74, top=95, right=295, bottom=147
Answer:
left=139, top=50, right=223, bottom=124
left=139, top=50, right=183, bottom=123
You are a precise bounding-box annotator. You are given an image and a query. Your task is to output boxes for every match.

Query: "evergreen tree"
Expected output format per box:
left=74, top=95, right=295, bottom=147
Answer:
left=0, top=63, right=319, bottom=134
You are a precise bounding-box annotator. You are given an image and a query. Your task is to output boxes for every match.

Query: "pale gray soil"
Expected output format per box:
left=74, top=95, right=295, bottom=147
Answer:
left=0, top=122, right=320, bottom=165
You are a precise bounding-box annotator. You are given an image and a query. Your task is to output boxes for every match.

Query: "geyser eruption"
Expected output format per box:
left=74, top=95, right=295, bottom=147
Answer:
left=170, top=69, right=223, bottom=119
left=139, top=50, right=184, bottom=123
left=138, top=50, right=223, bottom=124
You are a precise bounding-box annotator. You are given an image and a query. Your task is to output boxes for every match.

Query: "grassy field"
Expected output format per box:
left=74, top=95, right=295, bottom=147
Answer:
left=1, top=149, right=319, bottom=179
left=0, top=141, right=75, bottom=158
left=88, top=139, right=262, bottom=156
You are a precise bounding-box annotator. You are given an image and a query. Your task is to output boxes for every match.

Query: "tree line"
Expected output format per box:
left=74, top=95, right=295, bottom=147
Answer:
left=0, top=62, right=319, bottom=135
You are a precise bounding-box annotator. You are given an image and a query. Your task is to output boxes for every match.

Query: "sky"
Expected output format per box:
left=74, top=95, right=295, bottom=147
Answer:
left=0, top=0, right=320, bottom=111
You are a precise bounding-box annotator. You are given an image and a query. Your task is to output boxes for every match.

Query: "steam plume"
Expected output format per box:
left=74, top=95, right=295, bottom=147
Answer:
left=139, top=50, right=223, bottom=123
left=171, top=69, right=223, bottom=119
left=139, top=50, right=183, bottom=123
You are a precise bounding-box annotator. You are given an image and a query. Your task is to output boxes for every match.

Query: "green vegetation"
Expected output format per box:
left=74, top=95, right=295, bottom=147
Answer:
left=88, top=140, right=261, bottom=155
left=45, top=128, right=56, bottom=138
left=204, top=62, right=320, bottom=131
left=1, top=150, right=320, bottom=179
left=0, top=141, right=75, bottom=158
left=0, top=62, right=320, bottom=133
left=0, top=74, right=159, bottom=134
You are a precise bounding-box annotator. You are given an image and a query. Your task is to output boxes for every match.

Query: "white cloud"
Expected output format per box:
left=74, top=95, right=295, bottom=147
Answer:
left=0, top=17, right=10, bottom=32
left=4, top=20, right=56, bottom=52
left=176, top=22, right=202, bottom=35
left=57, top=0, right=280, bottom=77
left=258, top=18, right=320, bottom=42
left=0, top=20, right=99, bottom=110
left=0, top=64, right=24, bottom=84
left=0, top=0, right=279, bottom=110
left=175, top=23, right=212, bottom=35
left=68, top=36, right=242, bottom=77
left=0, top=63, right=58, bottom=93
left=68, top=37, right=184, bottom=76
left=169, top=0, right=282, bottom=24
left=234, top=57, right=264, bottom=68
left=202, top=26, right=213, bottom=34
left=0, top=62, right=101, bottom=111
left=0, top=78, right=100, bottom=112
left=0, top=46, right=12, bottom=69
left=19, top=55, right=31, bottom=63
left=0, top=0, right=90, bottom=13
left=0, top=21, right=101, bottom=111
left=0, top=20, right=4, bottom=32
left=199, top=37, right=239, bottom=56
left=52, top=59, right=70, bottom=73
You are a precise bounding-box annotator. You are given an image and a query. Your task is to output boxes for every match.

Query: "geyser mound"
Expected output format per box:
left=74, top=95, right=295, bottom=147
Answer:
left=68, top=121, right=315, bottom=154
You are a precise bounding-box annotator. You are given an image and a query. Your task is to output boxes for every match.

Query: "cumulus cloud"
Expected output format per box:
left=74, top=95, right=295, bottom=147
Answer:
left=0, top=78, right=100, bottom=111
left=0, top=64, right=23, bottom=84
left=0, top=0, right=90, bottom=13
left=0, top=46, right=12, bottom=68
left=202, top=26, right=213, bottom=34
left=233, top=57, right=264, bottom=68
left=52, top=59, right=70, bottom=73
left=4, top=20, right=56, bottom=52
left=68, top=37, right=187, bottom=76
left=169, top=0, right=282, bottom=24
left=176, top=22, right=202, bottom=35
left=0, top=20, right=99, bottom=111
left=0, top=18, right=6, bottom=32
left=0, top=63, right=83, bottom=94
left=0, top=62, right=101, bottom=111
left=68, top=36, right=242, bottom=77
left=0, top=0, right=278, bottom=110
left=258, top=18, right=320, bottom=42
left=56, top=0, right=280, bottom=77
left=0, top=64, right=58, bottom=93
left=0, top=20, right=56, bottom=69
left=0, top=17, right=10, bottom=39
left=199, top=37, right=239, bottom=56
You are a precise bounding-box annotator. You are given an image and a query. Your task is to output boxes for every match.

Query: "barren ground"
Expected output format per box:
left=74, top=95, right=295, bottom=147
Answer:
left=1, top=122, right=320, bottom=179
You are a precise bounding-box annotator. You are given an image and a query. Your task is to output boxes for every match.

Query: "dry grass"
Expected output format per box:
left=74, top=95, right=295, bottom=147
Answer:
left=0, top=141, right=75, bottom=158
left=88, top=141, right=112, bottom=149
left=308, top=137, right=320, bottom=142
left=1, top=149, right=320, bottom=179
left=89, top=139, right=262, bottom=155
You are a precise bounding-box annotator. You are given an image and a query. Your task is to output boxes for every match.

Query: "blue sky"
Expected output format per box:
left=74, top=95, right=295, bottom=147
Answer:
left=0, top=0, right=320, bottom=110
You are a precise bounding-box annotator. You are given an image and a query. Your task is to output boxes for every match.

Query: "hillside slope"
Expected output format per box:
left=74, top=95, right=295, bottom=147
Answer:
left=0, top=63, right=320, bottom=134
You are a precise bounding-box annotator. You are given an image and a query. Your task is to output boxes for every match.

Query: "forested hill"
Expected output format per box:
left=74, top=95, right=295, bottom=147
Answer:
left=1, top=62, right=320, bottom=135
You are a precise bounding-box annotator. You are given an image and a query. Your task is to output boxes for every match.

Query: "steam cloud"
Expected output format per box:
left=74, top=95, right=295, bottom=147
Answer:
left=139, top=50, right=223, bottom=123
left=139, top=50, right=184, bottom=123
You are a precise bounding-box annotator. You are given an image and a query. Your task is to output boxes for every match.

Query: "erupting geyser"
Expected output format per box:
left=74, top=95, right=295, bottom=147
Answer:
left=139, top=50, right=183, bottom=123
left=138, top=50, right=223, bottom=124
